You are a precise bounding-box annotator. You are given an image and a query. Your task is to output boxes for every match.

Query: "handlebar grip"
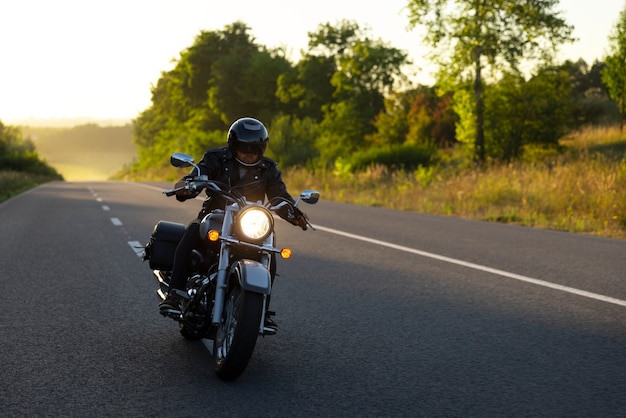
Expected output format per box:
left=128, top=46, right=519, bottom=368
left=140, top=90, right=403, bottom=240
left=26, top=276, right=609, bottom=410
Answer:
left=163, top=190, right=177, bottom=197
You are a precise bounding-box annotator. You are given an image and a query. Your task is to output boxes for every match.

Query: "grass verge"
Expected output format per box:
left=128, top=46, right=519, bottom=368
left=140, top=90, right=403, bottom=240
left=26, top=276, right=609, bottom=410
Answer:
left=0, top=171, right=62, bottom=203
left=284, top=126, right=626, bottom=239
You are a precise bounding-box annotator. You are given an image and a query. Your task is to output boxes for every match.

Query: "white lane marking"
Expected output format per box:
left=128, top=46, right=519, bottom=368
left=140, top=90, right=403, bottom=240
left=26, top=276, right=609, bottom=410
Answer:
left=128, top=241, right=144, bottom=257
left=110, top=217, right=123, bottom=226
left=97, top=197, right=103, bottom=202
left=102, top=205, right=110, bottom=211
left=314, top=225, right=626, bottom=308
left=128, top=182, right=626, bottom=307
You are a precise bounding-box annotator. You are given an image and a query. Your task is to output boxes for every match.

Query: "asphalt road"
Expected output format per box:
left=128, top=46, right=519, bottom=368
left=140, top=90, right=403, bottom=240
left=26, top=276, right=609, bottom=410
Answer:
left=1, top=181, right=625, bottom=417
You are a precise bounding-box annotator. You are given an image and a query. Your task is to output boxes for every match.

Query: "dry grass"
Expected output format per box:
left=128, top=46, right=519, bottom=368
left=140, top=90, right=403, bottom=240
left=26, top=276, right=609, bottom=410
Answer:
left=0, top=171, right=61, bottom=201
left=285, top=126, right=626, bottom=239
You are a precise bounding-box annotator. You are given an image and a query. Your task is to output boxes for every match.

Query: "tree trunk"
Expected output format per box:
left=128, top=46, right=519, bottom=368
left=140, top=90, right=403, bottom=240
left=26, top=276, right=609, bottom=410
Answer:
left=619, top=94, right=626, bottom=133
left=473, top=46, right=485, bottom=164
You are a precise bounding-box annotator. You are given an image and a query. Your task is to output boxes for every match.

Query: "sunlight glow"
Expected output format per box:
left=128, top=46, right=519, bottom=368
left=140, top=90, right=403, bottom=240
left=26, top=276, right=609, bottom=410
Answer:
left=0, top=0, right=621, bottom=123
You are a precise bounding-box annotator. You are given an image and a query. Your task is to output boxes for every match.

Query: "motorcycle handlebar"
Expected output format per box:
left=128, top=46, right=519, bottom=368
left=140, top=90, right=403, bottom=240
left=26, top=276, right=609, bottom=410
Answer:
left=163, top=187, right=184, bottom=197
left=163, top=177, right=213, bottom=197
left=163, top=180, right=315, bottom=230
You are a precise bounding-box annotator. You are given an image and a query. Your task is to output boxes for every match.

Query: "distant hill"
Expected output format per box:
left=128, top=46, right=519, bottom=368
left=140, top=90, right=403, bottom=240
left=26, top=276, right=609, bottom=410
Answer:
left=23, top=124, right=136, bottom=181
left=11, top=117, right=131, bottom=127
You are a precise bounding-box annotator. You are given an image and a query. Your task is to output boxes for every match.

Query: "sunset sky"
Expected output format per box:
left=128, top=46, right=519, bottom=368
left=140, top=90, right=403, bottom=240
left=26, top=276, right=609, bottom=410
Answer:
left=0, top=0, right=622, bottom=123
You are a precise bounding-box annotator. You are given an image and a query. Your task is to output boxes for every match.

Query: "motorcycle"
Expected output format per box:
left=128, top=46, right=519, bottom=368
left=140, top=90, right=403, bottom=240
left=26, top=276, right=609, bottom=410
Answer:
left=143, top=152, right=319, bottom=381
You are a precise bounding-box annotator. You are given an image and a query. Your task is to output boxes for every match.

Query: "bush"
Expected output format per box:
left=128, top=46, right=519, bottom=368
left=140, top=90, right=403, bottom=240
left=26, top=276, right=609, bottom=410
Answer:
left=337, top=143, right=438, bottom=173
left=0, top=152, right=61, bottom=177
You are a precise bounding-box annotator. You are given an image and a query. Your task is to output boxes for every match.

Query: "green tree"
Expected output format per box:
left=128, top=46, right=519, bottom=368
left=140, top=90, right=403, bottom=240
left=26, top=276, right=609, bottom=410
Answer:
left=406, top=0, right=574, bottom=163
left=0, top=120, right=33, bottom=156
left=0, top=121, right=60, bottom=177
left=562, top=59, right=618, bottom=127
left=368, top=91, right=413, bottom=147
left=276, top=54, right=335, bottom=121
left=484, top=67, right=571, bottom=161
left=602, top=4, right=626, bottom=131
left=206, top=23, right=291, bottom=124
left=369, top=87, right=457, bottom=147
left=308, top=20, right=410, bottom=164
left=267, top=115, right=319, bottom=167
left=132, top=22, right=291, bottom=169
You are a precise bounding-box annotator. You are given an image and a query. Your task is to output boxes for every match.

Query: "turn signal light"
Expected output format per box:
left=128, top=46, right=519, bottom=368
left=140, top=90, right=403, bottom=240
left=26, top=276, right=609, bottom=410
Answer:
left=208, top=229, right=220, bottom=241
left=280, top=248, right=292, bottom=259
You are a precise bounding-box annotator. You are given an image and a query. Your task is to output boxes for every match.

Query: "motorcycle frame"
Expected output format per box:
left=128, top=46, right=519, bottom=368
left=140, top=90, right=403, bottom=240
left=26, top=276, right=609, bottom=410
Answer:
left=211, top=202, right=273, bottom=333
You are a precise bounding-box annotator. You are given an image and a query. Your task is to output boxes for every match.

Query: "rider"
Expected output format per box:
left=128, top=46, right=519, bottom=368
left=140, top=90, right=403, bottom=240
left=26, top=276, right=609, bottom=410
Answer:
left=159, top=117, right=308, bottom=328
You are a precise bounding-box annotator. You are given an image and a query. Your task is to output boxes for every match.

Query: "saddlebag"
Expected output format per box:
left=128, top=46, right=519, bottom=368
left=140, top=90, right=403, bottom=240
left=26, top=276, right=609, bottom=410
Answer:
left=144, top=221, right=186, bottom=271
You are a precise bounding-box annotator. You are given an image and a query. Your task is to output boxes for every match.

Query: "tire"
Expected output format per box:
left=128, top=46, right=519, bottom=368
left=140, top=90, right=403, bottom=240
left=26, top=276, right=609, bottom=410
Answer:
left=213, top=284, right=263, bottom=381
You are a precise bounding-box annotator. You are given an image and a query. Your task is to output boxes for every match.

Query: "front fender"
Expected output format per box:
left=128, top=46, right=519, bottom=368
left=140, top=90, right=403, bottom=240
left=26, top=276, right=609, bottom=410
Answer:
left=231, top=259, right=271, bottom=295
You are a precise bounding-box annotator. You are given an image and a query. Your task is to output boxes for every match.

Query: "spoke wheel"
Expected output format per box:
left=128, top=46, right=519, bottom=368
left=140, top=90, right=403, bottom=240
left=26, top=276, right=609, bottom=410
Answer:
left=213, top=284, right=263, bottom=381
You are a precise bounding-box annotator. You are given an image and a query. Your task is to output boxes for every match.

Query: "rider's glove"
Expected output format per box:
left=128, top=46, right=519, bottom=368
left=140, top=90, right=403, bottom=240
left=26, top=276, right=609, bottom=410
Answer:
left=174, top=178, right=194, bottom=201
left=288, top=207, right=308, bottom=230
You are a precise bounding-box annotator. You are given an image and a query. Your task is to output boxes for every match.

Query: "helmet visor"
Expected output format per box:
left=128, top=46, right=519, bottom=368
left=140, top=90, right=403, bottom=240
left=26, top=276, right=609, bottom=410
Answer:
left=236, top=142, right=265, bottom=155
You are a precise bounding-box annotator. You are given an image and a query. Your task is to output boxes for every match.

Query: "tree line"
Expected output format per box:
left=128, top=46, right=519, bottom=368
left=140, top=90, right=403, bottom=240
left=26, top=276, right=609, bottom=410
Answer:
left=0, top=120, right=60, bottom=177
left=132, top=2, right=626, bottom=174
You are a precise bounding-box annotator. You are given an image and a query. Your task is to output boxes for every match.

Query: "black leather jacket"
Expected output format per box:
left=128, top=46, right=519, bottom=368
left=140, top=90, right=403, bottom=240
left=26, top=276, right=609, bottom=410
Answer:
left=178, top=147, right=296, bottom=220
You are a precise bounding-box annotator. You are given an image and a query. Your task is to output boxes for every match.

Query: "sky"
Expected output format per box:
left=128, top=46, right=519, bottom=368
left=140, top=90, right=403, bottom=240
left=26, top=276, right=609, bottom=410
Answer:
left=0, top=0, right=623, bottom=123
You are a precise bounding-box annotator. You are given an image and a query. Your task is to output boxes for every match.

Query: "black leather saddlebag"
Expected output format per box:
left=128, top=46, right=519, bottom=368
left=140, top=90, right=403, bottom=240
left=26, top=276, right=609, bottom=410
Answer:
left=144, top=221, right=186, bottom=271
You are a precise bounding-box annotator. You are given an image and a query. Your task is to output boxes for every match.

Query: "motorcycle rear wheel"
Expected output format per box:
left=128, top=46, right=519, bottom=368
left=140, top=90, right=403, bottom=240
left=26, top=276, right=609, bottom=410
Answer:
left=213, top=285, right=263, bottom=381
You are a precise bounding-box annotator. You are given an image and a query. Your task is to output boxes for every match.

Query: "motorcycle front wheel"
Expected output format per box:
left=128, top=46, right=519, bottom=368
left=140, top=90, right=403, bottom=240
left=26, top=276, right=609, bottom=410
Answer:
left=213, top=284, right=263, bottom=381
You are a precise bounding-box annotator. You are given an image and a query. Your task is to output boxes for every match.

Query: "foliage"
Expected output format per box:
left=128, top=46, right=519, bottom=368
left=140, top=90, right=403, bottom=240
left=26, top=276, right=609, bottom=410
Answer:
left=0, top=121, right=60, bottom=177
left=0, top=121, right=63, bottom=202
left=0, top=171, right=60, bottom=202
left=483, top=67, right=572, bottom=160
left=334, top=142, right=438, bottom=174
left=368, top=87, right=458, bottom=148
left=127, top=17, right=621, bottom=180
left=132, top=21, right=290, bottom=170
left=276, top=54, right=335, bottom=122
left=602, top=5, right=626, bottom=131
left=309, top=20, right=411, bottom=165
left=562, top=59, right=619, bottom=127
left=0, top=121, right=34, bottom=155
left=0, top=152, right=60, bottom=176
left=267, top=115, right=319, bottom=167
left=284, top=125, right=626, bottom=239
left=131, top=20, right=414, bottom=172
left=405, top=0, right=575, bottom=163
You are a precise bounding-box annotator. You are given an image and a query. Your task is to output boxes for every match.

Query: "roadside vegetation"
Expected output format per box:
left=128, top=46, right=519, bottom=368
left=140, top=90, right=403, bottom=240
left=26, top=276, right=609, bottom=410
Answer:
left=4, top=4, right=626, bottom=240
left=115, top=125, right=626, bottom=239
left=116, top=9, right=626, bottom=239
left=0, top=121, right=62, bottom=202
left=284, top=126, right=626, bottom=239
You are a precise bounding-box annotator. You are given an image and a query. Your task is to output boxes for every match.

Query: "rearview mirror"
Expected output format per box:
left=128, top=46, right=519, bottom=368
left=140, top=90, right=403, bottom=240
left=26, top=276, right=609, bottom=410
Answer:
left=299, top=190, right=320, bottom=204
left=170, top=152, right=195, bottom=168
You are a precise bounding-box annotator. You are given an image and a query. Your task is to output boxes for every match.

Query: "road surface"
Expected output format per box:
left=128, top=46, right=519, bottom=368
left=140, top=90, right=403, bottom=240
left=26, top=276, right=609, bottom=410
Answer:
left=1, top=181, right=625, bottom=416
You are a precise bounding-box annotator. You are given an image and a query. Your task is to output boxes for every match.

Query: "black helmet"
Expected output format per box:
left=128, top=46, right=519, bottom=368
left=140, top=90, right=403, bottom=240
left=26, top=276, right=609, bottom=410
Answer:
left=227, top=117, right=269, bottom=158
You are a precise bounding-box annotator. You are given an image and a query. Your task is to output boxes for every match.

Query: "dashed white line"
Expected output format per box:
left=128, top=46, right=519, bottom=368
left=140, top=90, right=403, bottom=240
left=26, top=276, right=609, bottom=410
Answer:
left=102, top=205, right=110, bottom=211
left=110, top=217, right=123, bottom=226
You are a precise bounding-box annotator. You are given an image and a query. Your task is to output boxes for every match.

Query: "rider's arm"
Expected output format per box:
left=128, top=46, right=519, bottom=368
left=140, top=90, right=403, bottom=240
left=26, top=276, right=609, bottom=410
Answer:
left=264, top=163, right=308, bottom=230
left=175, top=149, right=223, bottom=202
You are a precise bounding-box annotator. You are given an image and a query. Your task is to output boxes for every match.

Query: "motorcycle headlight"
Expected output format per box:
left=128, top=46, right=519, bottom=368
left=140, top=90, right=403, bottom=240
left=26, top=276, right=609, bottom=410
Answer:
left=236, top=206, right=273, bottom=242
